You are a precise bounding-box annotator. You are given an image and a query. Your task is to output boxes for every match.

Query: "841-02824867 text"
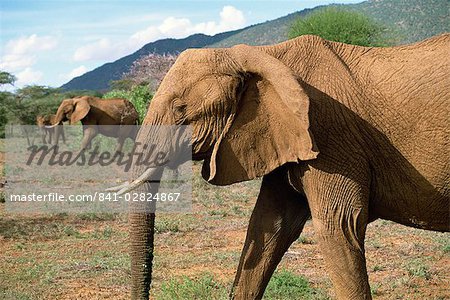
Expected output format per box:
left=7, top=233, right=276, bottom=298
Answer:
left=106, top=192, right=181, bottom=202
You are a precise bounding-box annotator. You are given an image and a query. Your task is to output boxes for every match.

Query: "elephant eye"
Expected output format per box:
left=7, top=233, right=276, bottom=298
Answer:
left=172, top=99, right=187, bottom=124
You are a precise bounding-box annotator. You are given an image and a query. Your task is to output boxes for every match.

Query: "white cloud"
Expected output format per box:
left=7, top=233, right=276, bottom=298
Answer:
left=0, top=34, right=57, bottom=87
left=68, top=65, right=88, bottom=78
left=159, top=17, right=193, bottom=36
left=5, top=34, right=58, bottom=55
left=208, top=5, right=245, bottom=33
left=0, top=54, right=36, bottom=71
left=131, top=6, right=245, bottom=47
left=16, top=67, right=43, bottom=86
left=73, top=6, right=246, bottom=62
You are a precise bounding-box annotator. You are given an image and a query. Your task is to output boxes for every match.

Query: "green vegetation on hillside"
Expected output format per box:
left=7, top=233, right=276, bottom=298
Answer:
left=62, top=0, right=449, bottom=92
left=288, top=7, right=390, bottom=46
left=352, top=0, right=449, bottom=44
left=211, top=0, right=448, bottom=48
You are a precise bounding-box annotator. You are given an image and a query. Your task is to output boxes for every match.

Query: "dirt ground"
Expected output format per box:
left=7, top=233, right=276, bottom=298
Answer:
left=0, top=146, right=449, bottom=299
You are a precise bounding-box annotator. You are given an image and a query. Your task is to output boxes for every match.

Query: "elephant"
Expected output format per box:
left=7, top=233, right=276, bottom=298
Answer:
left=48, top=96, right=139, bottom=152
left=36, top=114, right=66, bottom=145
left=108, top=33, right=449, bottom=299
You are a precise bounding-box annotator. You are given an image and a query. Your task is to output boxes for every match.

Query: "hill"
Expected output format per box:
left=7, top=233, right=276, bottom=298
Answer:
left=352, top=0, right=449, bottom=44
left=208, top=8, right=320, bottom=48
left=209, top=0, right=449, bottom=47
left=61, top=31, right=242, bottom=91
left=62, top=0, right=449, bottom=91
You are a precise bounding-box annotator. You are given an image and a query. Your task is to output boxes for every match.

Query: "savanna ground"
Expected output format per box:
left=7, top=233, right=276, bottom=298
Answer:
left=0, top=139, right=449, bottom=300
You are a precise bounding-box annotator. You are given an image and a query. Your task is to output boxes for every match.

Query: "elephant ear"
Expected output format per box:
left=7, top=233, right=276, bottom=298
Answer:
left=202, top=44, right=319, bottom=185
left=70, top=97, right=91, bottom=124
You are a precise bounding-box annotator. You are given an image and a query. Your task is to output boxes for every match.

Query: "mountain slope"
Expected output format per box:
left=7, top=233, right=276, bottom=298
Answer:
left=61, top=31, right=242, bottom=91
left=62, top=0, right=449, bottom=91
left=208, top=0, right=449, bottom=48
left=352, top=0, right=449, bottom=44
left=208, top=8, right=320, bottom=48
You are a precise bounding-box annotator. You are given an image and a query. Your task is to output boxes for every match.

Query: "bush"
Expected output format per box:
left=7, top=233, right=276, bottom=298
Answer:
left=289, top=7, right=390, bottom=47
left=0, top=85, right=78, bottom=131
left=157, top=274, right=227, bottom=300
left=0, top=106, right=8, bottom=138
left=123, top=53, right=178, bottom=91
left=103, top=85, right=153, bottom=123
left=0, top=79, right=105, bottom=135
left=264, top=269, right=328, bottom=300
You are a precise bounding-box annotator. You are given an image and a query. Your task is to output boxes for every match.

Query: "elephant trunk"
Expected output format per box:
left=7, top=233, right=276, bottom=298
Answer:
left=108, top=92, right=185, bottom=298
left=128, top=120, right=174, bottom=299
left=130, top=211, right=155, bottom=300
left=53, top=106, right=65, bottom=125
left=46, top=107, right=65, bottom=129
left=129, top=165, right=163, bottom=300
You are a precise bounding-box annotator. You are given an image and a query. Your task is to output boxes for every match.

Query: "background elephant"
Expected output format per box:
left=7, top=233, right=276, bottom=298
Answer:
left=49, top=96, right=139, bottom=152
left=111, top=34, right=449, bottom=299
left=36, top=114, right=66, bottom=145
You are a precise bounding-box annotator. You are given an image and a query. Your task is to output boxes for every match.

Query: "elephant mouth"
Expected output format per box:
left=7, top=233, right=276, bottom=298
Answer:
left=192, top=149, right=212, bottom=161
left=107, top=147, right=211, bottom=195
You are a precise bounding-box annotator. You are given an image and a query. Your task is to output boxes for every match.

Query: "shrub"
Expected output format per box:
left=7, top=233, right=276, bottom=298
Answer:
left=289, top=7, right=390, bottom=47
left=123, top=53, right=178, bottom=91
left=264, top=269, right=328, bottom=300
left=157, top=274, right=227, bottom=300
left=103, top=85, right=153, bottom=123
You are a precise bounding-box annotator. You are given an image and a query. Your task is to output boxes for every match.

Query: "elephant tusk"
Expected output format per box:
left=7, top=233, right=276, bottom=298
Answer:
left=45, top=124, right=59, bottom=129
left=105, top=181, right=130, bottom=192
left=107, top=168, right=155, bottom=196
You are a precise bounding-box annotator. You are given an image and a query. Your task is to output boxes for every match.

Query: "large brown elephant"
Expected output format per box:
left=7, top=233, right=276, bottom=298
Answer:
left=48, top=96, right=139, bottom=152
left=110, top=34, right=449, bottom=299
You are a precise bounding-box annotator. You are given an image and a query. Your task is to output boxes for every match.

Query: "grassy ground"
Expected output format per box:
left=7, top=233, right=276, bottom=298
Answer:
left=0, top=141, right=449, bottom=299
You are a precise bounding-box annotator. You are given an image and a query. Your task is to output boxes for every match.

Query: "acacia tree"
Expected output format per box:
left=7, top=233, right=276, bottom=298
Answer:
left=122, top=53, right=178, bottom=91
left=107, top=53, right=178, bottom=122
left=289, top=7, right=390, bottom=47
left=0, top=71, right=16, bottom=87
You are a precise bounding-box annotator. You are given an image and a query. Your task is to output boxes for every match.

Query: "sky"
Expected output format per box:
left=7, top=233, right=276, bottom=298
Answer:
left=0, top=0, right=363, bottom=89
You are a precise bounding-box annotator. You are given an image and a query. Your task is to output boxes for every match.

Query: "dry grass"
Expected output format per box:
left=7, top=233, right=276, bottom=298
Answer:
left=0, top=149, right=449, bottom=299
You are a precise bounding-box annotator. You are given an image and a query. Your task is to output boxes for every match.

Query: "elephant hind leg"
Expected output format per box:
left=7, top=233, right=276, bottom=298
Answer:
left=231, top=167, right=310, bottom=300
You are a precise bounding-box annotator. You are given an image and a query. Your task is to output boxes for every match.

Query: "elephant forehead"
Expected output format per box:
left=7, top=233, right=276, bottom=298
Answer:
left=159, top=63, right=215, bottom=92
left=171, top=60, right=214, bottom=77
left=179, top=48, right=227, bottom=62
left=172, top=48, right=231, bottom=75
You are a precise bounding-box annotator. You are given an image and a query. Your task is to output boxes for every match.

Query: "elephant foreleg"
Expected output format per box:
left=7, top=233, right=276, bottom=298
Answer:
left=41, top=131, right=47, bottom=144
left=302, top=168, right=371, bottom=300
left=48, top=129, right=53, bottom=145
left=231, top=168, right=310, bottom=300
left=80, top=126, right=97, bottom=151
left=61, top=126, right=66, bottom=144
left=53, top=125, right=66, bottom=145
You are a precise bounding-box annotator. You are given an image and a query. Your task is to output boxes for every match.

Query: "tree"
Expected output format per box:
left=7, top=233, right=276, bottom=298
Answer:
left=0, top=71, right=16, bottom=86
left=122, top=53, right=178, bottom=91
left=16, top=85, right=61, bottom=100
left=104, top=85, right=153, bottom=123
left=288, top=7, right=390, bottom=47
